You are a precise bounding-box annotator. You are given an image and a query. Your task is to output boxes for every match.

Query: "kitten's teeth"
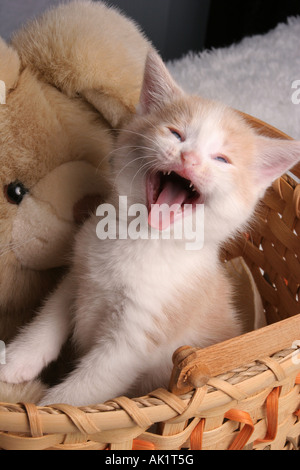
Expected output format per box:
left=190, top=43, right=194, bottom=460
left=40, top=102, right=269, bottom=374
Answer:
left=189, top=183, right=193, bottom=188
left=192, top=188, right=196, bottom=192
left=167, top=171, right=171, bottom=176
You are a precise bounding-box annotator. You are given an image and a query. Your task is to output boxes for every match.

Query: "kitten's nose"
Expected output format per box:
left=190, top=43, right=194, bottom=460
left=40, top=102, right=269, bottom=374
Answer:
left=181, top=151, right=199, bottom=167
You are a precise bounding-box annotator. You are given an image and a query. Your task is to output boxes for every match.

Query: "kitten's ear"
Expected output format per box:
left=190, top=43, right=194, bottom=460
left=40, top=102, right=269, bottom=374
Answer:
left=138, top=50, right=183, bottom=114
left=254, top=136, right=300, bottom=189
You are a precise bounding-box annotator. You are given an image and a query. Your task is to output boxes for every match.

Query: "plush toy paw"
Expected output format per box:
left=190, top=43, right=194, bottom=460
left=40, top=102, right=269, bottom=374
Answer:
left=0, top=380, right=46, bottom=404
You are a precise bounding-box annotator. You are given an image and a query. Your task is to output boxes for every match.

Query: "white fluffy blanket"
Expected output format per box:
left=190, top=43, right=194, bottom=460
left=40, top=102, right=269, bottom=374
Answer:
left=168, top=17, right=300, bottom=139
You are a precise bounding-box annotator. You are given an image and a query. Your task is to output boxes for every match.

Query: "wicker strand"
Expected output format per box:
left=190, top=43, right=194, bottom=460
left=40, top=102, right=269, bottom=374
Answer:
left=293, top=185, right=300, bottom=219
left=190, top=419, right=205, bottom=450
left=166, top=386, right=208, bottom=424
left=50, top=404, right=101, bottom=435
left=207, top=377, right=248, bottom=401
left=149, top=388, right=187, bottom=414
left=224, top=409, right=255, bottom=450
left=254, top=387, right=280, bottom=445
left=108, top=396, right=153, bottom=429
left=23, top=403, right=43, bottom=438
left=258, top=357, right=287, bottom=383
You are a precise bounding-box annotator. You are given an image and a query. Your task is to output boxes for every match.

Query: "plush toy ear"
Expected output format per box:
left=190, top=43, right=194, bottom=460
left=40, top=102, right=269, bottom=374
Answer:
left=0, top=37, right=21, bottom=95
left=11, top=1, right=151, bottom=128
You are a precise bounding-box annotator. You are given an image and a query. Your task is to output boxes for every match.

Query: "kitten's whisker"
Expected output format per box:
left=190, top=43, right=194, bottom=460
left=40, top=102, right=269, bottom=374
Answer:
left=138, top=117, right=158, bottom=132
left=111, top=128, right=158, bottom=147
left=96, top=145, right=146, bottom=174
left=96, top=146, right=133, bottom=172
left=129, top=160, right=154, bottom=195
left=96, top=144, right=157, bottom=174
left=112, top=155, right=155, bottom=189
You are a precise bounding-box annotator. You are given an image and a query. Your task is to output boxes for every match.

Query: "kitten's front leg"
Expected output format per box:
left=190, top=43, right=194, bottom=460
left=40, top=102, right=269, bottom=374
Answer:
left=39, top=338, right=142, bottom=406
left=0, top=276, right=74, bottom=384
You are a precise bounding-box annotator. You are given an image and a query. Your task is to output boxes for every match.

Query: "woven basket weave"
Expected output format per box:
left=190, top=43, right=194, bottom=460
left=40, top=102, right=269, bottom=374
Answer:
left=0, top=114, right=299, bottom=451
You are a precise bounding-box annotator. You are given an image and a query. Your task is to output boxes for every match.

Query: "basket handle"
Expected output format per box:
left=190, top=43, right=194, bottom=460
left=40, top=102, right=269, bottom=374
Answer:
left=169, top=314, right=300, bottom=394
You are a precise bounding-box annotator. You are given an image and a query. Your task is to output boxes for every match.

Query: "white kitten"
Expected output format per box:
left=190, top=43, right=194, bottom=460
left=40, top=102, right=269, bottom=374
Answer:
left=1, top=51, right=300, bottom=406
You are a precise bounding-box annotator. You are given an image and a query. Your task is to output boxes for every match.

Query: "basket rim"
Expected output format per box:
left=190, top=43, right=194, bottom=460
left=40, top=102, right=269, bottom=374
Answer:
left=0, top=344, right=299, bottom=436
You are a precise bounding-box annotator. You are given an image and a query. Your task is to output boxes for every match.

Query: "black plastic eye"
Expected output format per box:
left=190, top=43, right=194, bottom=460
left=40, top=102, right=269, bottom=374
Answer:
left=4, top=182, right=29, bottom=205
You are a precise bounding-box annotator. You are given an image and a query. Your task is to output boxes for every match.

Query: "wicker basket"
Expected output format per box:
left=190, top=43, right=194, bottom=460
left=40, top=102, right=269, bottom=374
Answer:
left=0, top=114, right=299, bottom=451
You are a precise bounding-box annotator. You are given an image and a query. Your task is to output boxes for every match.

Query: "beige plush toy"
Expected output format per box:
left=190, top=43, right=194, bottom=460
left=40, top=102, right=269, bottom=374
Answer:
left=0, top=0, right=151, bottom=402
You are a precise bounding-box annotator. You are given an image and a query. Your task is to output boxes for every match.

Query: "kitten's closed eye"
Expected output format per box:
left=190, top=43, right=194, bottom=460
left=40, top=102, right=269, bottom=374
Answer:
left=168, top=128, right=184, bottom=142
left=213, top=155, right=231, bottom=164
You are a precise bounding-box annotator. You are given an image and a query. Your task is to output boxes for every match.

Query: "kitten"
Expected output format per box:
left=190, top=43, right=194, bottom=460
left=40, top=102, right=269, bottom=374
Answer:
left=1, top=51, right=300, bottom=406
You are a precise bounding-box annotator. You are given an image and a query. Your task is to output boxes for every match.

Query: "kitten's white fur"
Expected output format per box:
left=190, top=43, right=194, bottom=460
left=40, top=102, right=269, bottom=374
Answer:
left=1, top=51, right=300, bottom=406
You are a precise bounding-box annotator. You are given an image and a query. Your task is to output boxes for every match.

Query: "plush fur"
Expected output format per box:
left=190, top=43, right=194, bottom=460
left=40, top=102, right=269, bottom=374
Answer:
left=11, top=0, right=151, bottom=128
left=0, top=380, right=46, bottom=404
left=0, top=0, right=150, bottom=345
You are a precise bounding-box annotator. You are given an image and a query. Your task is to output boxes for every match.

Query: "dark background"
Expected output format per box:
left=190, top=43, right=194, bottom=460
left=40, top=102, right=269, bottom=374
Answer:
left=108, top=0, right=300, bottom=60
left=1, top=0, right=300, bottom=60
left=205, top=0, right=300, bottom=51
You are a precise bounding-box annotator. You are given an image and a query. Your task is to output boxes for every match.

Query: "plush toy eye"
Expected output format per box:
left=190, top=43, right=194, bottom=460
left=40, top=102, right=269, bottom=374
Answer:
left=4, top=182, right=29, bottom=205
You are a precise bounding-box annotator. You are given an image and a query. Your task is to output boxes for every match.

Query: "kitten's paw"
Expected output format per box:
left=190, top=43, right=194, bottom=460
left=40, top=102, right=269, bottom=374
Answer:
left=39, top=388, right=69, bottom=406
left=0, top=363, right=37, bottom=384
left=0, top=348, right=44, bottom=384
left=39, top=381, right=92, bottom=407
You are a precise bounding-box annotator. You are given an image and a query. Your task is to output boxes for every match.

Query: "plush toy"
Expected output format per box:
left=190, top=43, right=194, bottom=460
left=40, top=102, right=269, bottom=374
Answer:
left=0, top=0, right=150, bottom=401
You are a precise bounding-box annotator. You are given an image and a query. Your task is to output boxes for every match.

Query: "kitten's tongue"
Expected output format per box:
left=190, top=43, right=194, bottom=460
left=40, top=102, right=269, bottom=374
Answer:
left=148, top=181, right=187, bottom=230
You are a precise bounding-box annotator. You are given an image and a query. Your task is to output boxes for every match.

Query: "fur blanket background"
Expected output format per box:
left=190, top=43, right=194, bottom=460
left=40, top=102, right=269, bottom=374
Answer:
left=169, top=16, right=300, bottom=140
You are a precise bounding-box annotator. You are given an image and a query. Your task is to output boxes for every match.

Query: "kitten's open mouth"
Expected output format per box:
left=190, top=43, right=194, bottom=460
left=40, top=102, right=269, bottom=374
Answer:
left=146, top=171, right=203, bottom=230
